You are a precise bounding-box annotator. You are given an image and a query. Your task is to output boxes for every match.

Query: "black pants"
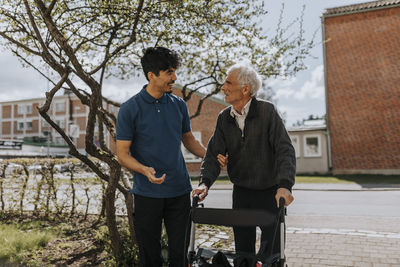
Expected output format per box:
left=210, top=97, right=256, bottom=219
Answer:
left=134, top=193, right=190, bottom=267
left=232, top=185, right=280, bottom=258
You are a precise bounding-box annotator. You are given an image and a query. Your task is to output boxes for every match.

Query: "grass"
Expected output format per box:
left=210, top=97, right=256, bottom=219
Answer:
left=192, top=174, right=400, bottom=184
left=0, top=221, right=56, bottom=264
left=294, top=175, right=400, bottom=184
left=0, top=214, right=133, bottom=266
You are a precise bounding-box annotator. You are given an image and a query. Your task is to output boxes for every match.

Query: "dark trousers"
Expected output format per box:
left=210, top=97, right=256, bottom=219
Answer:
left=232, top=185, right=280, bottom=258
left=134, top=193, right=190, bottom=267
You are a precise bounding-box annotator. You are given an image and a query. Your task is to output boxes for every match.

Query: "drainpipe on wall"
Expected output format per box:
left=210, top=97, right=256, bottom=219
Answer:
left=321, top=14, right=333, bottom=173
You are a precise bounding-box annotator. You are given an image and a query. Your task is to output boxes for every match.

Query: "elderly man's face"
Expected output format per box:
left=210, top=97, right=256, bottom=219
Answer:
left=221, top=70, right=245, bottom=105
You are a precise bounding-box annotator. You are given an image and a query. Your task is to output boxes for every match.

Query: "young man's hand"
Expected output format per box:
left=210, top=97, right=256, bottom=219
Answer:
left=143, top=167, right=165, bottom=184
left=217, top=153, right=228, bottom=168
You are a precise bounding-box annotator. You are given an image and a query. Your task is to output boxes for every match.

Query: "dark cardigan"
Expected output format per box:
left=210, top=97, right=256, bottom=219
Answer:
left=200, top=98, right=296, bottom=191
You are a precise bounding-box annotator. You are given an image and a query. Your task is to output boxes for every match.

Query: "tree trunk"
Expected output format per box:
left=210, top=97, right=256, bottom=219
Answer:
left=123, top=190, right=136, bottom=244
left=69, top=165, right=76, bottom=217
left=105, top=164, right=123, bottom=262
left=0, top=164, right=6, bottom=211
left=98, top=179, right=106, bottom=221
left=19, top=165, right=30, bottom=215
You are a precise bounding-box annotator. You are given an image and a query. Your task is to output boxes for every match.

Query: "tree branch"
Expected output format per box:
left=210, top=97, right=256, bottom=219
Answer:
left=33, top=0, right=99, bottom=89
left=46, top=0, right=57, bottom=16
left=190, top=84, right=222, bottom=119
left=88, top=0, right=144, bottom=75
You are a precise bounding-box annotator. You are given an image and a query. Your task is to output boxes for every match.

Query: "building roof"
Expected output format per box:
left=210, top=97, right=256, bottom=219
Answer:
left=287, top=125, right=327, bottom=132
left=287, top=119, right=327, bottom=132
left=323, top=0, right=400, bottom=17
left=0, top=94, right=77, bottom=105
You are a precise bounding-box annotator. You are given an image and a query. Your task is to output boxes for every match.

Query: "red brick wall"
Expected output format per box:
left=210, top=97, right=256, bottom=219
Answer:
left=324, top=7, right=400, bottom=172
left=172, top=89, right=228, bottom=174
left=31, top=103, right=40, bottom=117
left=2, top=105, right=11, bottom=118
left=72, top=100, right=86, bottom=114
left=2, top=121, right=11, bottom=135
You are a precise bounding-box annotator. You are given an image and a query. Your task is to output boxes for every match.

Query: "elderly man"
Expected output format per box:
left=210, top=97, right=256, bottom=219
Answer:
left=193, top=64, right=296, bottom=258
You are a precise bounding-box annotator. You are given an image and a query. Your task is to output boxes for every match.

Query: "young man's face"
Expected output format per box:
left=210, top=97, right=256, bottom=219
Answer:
left=151, top=67, right=177, bottom=93
left=221, top=70, right=246, bottom=105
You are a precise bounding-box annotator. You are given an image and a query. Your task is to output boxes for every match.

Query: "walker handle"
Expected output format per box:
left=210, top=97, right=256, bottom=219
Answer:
left=192, top=195, right=199, bottom=208
left=279, top=197, right=285, bottom=209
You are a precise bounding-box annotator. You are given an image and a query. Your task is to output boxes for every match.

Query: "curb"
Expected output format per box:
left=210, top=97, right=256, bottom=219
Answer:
left=292, top=187, right=400, bottom=191
left=200, top=183, right=400, bottom=192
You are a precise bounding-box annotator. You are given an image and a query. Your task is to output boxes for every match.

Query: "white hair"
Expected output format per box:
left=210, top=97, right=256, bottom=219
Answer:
left=228, top=64, right=262, bottom=97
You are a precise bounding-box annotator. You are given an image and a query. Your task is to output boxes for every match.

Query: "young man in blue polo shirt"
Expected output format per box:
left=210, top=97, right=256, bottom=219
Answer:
left=116, top=47, right=207, bottom=267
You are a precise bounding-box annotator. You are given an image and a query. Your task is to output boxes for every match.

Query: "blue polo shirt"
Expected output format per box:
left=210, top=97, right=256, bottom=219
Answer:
left=116, top=85, right=192, bottom=198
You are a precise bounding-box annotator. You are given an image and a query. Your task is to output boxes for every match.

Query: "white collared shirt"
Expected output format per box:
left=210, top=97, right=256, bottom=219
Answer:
left=230, top=99, right=252, bottom=136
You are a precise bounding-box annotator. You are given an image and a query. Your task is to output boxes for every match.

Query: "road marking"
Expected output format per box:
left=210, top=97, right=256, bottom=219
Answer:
left=287, top=227, right=400, bottom=238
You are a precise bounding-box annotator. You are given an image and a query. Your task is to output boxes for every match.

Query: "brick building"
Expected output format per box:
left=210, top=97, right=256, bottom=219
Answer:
left=172, top=87, right=229, bottom=174
left=322, top=0, right=400, bottom=174
left=1, top=86, right=333, bottom=174
left=0, top=88, right=228, bottom=174
left=0, top=92, right=116, bottom=155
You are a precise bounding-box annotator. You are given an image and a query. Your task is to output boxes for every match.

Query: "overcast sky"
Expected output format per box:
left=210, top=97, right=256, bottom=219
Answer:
left=0, top=0, right=365, bottom=126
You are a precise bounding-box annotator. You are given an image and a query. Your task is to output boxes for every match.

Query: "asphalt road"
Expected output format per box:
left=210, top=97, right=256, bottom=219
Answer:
left=203, top=189, right=400, bottom=232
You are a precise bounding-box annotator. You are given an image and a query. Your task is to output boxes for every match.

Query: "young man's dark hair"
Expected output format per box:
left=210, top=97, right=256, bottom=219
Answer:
left=141, top=47, right=181, bottom=80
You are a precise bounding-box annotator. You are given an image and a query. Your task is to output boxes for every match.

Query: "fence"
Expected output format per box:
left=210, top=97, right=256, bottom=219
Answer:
left=0, top=158, right=130, bottom=219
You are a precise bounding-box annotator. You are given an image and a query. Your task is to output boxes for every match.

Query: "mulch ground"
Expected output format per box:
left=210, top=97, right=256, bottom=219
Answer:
left=1, top=213, right=109, bottom=266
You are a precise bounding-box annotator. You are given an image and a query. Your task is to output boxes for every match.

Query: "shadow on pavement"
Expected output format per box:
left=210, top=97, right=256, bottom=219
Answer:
left=359, top=183, right=400, bottom=189
left=335, top=174, right=400, bottom=189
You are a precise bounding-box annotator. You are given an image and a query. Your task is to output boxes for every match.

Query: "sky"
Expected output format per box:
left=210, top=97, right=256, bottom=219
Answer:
left=0, top=0, right=366, bottom=126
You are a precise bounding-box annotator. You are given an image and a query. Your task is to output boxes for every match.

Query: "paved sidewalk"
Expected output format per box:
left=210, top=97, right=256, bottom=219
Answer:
left=193, top=182, right=400, bottom=266
left=195, top=225, right=400, bottom=267
left=285, top=231, right=400, bottom=267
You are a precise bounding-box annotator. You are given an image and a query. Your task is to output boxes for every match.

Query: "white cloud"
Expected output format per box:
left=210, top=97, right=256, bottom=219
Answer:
left=0, top=51, right=48, bottom=101
left=269, top=76, right=297, bottom=88
left=275, top=88, right=294, bottom=99
left=102, top=75, right=147, bottom=103
left=271, top=77, right=297, bottom=99
left=294, top=65, right=324, bottom=100
left=274, top=65, right=326, bottom=126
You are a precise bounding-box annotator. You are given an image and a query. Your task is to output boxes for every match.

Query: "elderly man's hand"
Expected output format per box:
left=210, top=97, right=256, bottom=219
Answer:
left=192, top=183, right=209, bottom=202
left=275, top=188, right=294, bottom=208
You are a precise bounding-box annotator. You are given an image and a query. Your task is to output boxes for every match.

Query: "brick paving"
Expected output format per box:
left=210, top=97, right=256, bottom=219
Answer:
left=195, top=184, right=400, bottom=266
left=286, top=232, right=400, bottom=267
left=195, top=226, right=400, bottom=266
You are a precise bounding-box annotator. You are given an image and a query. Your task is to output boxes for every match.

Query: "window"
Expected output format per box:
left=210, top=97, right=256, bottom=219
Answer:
left=17, top=104, right=32, bottom=114
left=303, top=134, right=322, bottom=157
left=17, top=121, right=24, bottom=130
left=26, top=105, right=32, bottom=114
left=290, top=135, right=300, bottom=158
left=55, top=102, right=65, bottom=112
left=181, top=132, right=202, bottom=162
left=26, top=121, right=32, bottom=130
left=17, top=105, right=24, bottom=114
